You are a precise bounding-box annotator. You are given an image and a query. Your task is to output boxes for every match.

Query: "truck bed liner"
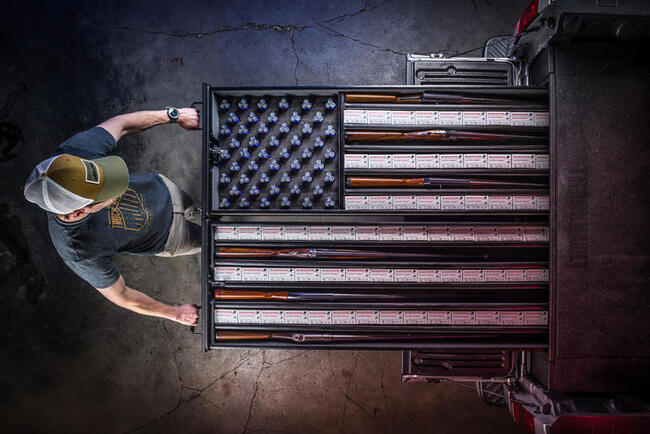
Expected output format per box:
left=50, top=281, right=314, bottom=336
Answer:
left=548, top=43, right=650, bottom=393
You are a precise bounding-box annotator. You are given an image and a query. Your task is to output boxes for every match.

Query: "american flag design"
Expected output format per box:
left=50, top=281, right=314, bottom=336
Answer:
left=108, top=188, right=150, bottom=231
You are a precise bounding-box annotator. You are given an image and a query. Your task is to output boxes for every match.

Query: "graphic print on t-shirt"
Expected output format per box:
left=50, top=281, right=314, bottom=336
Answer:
left=108, top=188, right=150, bottom=231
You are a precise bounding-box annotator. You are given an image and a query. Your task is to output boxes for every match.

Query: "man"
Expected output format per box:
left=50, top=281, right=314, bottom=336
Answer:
left=24, top=107, right=201, bottom=326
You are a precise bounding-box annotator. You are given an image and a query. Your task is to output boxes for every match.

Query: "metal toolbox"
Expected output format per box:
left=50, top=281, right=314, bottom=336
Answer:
left=405, top=54, right=522, bottom=86
left=402, top=349, right=517, bottom=383
left=200, top=84, right=550, bottom=351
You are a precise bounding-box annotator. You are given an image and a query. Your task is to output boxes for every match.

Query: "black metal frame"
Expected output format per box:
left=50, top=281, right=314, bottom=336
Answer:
left=201, top=83, right=550, bottom=351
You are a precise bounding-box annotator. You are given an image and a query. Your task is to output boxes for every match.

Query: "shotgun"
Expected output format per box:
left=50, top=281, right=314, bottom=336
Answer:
left=214, top=247, right=486, bottom=260
left=214, top=331, right=499, bottom=343
left=345, top=92, right=535, bottom=105
left=347, top=176, right=546, bottom=189
left=345, top=129, right=544, bottom=142
left=214, top=286, right=539, bottom=301
left=215, top=289, right=444, bottom=301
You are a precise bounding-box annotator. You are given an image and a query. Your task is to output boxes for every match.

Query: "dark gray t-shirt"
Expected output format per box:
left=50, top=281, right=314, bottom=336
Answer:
left=47, top=127, right=173, bottom=288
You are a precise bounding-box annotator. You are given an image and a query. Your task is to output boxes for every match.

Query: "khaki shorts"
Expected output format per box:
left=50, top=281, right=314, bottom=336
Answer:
left=155, top=174, right=201, bottom=257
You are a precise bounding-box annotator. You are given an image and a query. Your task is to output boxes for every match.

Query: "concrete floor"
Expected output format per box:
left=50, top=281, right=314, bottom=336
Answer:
left=0, top=1, right=529, bottom=432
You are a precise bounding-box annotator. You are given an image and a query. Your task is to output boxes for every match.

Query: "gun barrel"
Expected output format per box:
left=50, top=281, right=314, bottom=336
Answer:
left=215, top=290, right=449, bottom=302
left=293, top=292, right=401, bottom=300
left=310, top=249, right=483, bottom=259
left=463, top=179, right=547, bottom=188
left=290, top=333, right=501, bottom=342
left=214, top=331, right=502, bottom=343
left=421, top=92, right=529, bottom=105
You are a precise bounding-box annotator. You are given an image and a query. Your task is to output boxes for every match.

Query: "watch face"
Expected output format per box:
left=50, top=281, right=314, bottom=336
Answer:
left=169, top=108, right=179, bottom=119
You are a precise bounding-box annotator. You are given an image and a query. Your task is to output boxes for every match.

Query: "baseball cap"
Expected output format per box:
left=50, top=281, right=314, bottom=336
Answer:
left=24, top=153, right=129, bottom=214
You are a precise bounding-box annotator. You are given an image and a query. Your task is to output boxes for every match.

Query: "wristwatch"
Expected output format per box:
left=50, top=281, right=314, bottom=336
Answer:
left=166, top=106, right=179, bottom=123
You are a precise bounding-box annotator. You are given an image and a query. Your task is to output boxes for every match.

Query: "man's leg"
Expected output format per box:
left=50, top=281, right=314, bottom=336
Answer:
left=158, top=174, right=196, bottom=217
left=156, top=174, right=201, bottom=257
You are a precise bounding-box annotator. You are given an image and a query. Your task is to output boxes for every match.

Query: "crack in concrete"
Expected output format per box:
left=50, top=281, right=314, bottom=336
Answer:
left=123, top=318, right=184, bottom=434
left=320, top=0, right=380, bottom=26
left=120, top=269, right=187, bottom=433
left=110, top=1, right=387, bottom=39
left=264, top=350, right=308, bottom=367
left=193, top=350, right=305, bottom=433
left=239, top=349, right=307, bottom=433
left=125, top=347, right=306, bottom=433
left=327, top=350, right=343, bottom=391
left=287, top=29, right=301, bottom=85
left=162, top=320, right=184, bottom=395
left=196, top=349, right=263, bottom=395
left=314, top=24, right=406, bottom=56
left=124, top=396, right=184, bottom=434
left=125, top=349, right=263, bottom=433
left=109, top=22, right=307, bottom=39
left=380, top=365, right=401, bottom=434
left=338, top=351, right=360, bottom=434
left=242, top=350, right=266, bottom=434
left=108, top=1, right=391, bottom=83
left=326, top=351, right=384, bottom=433
left=196, top=393, right=221, bottom=411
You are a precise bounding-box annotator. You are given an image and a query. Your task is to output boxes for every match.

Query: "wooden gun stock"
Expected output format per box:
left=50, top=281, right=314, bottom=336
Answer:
left=346, top=94, right=397, bottom=103
left=214, top=331, right=275, bottom=340
left=345, top=130, right=447, bottom=142
left=348, top=177, right=425, bottom=188
left=345, top=94, right=419, bottom=103
left=215, top=289, right=289, bottom=300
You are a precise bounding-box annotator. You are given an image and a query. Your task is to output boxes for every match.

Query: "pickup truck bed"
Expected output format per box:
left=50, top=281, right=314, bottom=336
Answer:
left=537, top=43, right=650, bottom=393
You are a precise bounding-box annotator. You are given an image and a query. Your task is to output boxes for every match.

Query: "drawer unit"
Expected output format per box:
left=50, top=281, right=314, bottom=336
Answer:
left=201, top=85, right=549, bottom=351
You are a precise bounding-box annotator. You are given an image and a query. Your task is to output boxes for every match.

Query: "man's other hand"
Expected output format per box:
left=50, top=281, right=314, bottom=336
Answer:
left=174, top=304, right=199, bottom=325
left=178, top=107, right=200, bottom=130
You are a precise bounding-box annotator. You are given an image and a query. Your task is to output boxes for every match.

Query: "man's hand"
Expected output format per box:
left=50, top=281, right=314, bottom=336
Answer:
left=177, top=107, right=199, bottom=130
left=174, top=304, right=200, bottom=326
left=97, top=276, right=200, bottom=326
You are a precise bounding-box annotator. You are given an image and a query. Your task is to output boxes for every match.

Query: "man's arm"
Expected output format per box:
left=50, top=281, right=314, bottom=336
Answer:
left=97, top=275, right=199, bottom=325
left=98, top=108, right=199, bottom=141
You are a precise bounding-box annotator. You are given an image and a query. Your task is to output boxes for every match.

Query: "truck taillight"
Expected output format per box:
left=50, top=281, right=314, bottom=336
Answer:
left=510, top=401, right=536, bottom=434
left=515, top=0, right=540, bottom=35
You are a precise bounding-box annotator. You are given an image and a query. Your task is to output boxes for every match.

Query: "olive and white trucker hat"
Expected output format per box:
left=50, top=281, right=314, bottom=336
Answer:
left=24, top=154, right=129, bottom=214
